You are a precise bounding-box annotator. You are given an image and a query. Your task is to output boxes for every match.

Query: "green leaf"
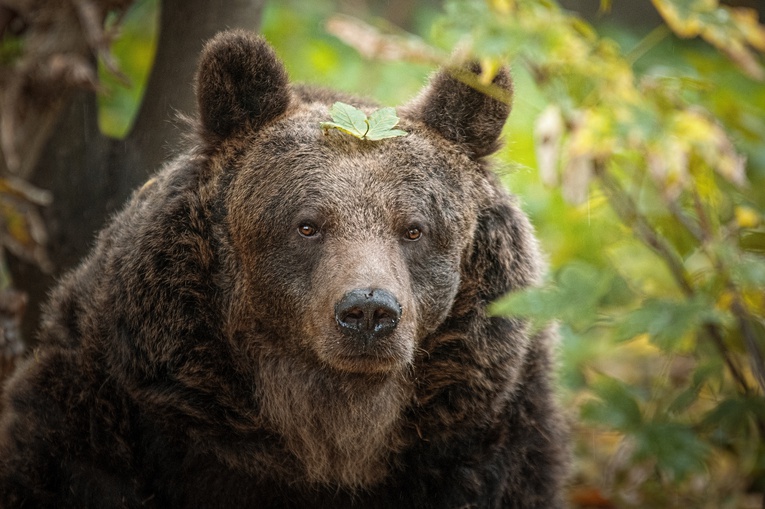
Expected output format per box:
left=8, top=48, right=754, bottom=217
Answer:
left=365, top=107, right=408, bottom=140
left=613, top=296, right=718, bottom=352
left=321, top=102, right=407, bottom=141
left=634, top=422, right=709, bottom=480
left=321, top=102, right=369, bottom=138
left=702, top=396, right=765, bottom=437
left=580, top=375, right=643, bottom=431
left=668, top=386, right=700, bottom=415
left=490, top=262, right=630, bottom=331
left=740, top=230, right=765, bottom=255
left=652, top=0, right=765, bottom=79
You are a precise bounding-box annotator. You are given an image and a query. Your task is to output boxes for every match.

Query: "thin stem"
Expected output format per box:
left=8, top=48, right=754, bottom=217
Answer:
left=691, top=189, right=714, bottom=244
left=626, top=24, right=671, bottom=65
left=667, top=199, right=704, bottom=244
left=704, top=322, right=752, bottom=396
left=732, top=299, right=765, bottom=394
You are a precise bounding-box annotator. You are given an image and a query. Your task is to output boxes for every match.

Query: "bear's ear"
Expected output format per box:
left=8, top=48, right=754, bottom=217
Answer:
left=404, top=64, right=512, bottom=159
left=195, top=30, right=290, bottom=140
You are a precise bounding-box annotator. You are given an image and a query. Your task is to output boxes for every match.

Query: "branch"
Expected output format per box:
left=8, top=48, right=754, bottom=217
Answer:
left=732, top=299, right=765, bottom=394
left=593, top=162, right=754, bottom=395
left=594, top=163, right=694, bottom=295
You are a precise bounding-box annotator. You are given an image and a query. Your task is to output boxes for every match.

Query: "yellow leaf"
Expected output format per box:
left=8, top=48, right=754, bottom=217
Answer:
left=735, top=206, right=760, bottom=228
left=489, top=0, right=514, bottom=16
left=731, top=7, right=765, bottom=51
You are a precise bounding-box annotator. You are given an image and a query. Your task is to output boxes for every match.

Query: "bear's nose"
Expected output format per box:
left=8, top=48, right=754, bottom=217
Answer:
left=335, top=288, right=402, bottom=342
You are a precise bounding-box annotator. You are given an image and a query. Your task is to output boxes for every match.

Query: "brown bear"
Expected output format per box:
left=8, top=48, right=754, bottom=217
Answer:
left=0, top=30, right=567, bottom=508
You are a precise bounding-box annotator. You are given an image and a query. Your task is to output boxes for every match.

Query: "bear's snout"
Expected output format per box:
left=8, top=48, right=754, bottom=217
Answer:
left=334, top=288, right=401, bottom=343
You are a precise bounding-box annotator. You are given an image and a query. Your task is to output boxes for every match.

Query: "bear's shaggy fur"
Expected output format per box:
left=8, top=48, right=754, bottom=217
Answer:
left=0, top=31, right=567, bottom=508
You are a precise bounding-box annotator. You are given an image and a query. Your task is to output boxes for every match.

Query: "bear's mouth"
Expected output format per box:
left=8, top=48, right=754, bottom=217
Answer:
left=327, top=348, right=410, bottom=375
left=313, top=324, right=416, bottom=376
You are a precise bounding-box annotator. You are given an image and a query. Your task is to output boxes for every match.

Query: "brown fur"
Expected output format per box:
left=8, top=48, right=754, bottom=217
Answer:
left=0, top=30, right=568, bottom=508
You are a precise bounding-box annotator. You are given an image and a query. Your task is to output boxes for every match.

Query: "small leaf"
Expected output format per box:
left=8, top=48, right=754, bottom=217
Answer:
left=581, top=375, right=643, bottom=431
left=634, top=422, right=709, bottom=480
left=668, top=386, right=700, bottom=414
left=365, top=107, right=407, bottom=140
left=613, top=296, right=718, bottom=352
left=321, top=102, right=369, bottom=139
left=740, top=230, right=765, bottom=254
left=702, top=396, right=765, bottom=436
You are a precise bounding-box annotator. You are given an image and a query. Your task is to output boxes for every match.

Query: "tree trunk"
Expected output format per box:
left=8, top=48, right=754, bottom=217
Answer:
left=8, top=0, right=265, bottom=344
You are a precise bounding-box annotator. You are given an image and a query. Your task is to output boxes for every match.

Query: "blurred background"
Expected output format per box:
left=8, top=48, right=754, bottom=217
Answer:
left=1, top=0, right=764, bottom=507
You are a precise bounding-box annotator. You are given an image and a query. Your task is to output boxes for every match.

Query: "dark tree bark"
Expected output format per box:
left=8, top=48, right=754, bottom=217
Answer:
left=8, top=0, right=265, bottom=343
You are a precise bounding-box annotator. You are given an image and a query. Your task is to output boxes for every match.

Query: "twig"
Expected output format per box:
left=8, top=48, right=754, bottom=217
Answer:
left=731, top=299, right=765, bottom=394
left=667, top=199, right=704, bottom=244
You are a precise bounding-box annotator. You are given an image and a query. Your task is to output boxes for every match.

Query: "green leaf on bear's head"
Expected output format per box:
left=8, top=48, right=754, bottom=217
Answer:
left=321, top=102, right=368, bottom=138
left=365, top=107, right=408, bottom=140
left=320, top=102, right=407, bottom=141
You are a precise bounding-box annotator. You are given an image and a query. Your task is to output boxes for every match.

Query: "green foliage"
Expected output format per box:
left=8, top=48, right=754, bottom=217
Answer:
left=490, top=262, right=631, bottom=330
left=321, top=102, right=407, bottom=140
left=97, top=0, right=159, bottom=138
left=0, top=35, right=23, bottom=65
left=260, top=0, right=434, bottom=105
left=651, top=0, right=765, bottom=79
left=421, top=0, right=765, bottom=505
left=581, top=374, right=644, bottom=431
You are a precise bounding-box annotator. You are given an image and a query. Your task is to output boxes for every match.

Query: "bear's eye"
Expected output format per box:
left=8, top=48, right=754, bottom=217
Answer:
left=298, top=223, right=318, bottom=238
left=404, top=226, right=423, bottom=242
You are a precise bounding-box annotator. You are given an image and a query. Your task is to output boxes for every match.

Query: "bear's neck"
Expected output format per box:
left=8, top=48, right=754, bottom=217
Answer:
left=255, top=355, right=412, bottom=489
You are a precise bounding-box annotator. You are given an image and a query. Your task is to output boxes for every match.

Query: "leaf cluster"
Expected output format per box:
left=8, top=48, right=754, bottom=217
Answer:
left=320, top=102, right=407, bottom=141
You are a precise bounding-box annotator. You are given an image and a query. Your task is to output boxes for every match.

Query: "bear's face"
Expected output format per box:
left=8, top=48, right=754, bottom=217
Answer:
left=194, top=31, right=512, bottom=382
left=225, top=107, right=480, bottom=375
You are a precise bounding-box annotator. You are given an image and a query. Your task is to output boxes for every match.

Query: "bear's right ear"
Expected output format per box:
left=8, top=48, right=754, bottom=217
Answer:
left=404, top=64, right=512, bottom=159
left=195, top=30, right=290, bottom=141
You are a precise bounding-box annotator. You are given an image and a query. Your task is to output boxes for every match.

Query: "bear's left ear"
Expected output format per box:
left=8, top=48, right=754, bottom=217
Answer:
left=195, top=30, right=290, bottom=141
left=404, top=64, right=512, bottom=159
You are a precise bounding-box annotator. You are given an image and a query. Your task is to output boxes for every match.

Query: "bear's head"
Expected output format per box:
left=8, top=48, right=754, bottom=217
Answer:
left=78, top=30, right=542, bottom=486
left=193, top=31, right=524, bottom=381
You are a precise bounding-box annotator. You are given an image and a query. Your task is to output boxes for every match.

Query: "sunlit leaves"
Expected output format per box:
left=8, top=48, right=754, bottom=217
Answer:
left=652, top=0, right=765, bottom=79
left=97, top=0, right=159, bottom=139
left=581, top=375, right=643, bottom=431
left=454, top=0, right=753, bottom=207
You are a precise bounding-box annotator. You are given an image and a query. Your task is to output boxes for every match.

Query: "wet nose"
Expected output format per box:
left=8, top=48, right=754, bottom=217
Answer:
left=335, top=288, right=402, bottom=342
